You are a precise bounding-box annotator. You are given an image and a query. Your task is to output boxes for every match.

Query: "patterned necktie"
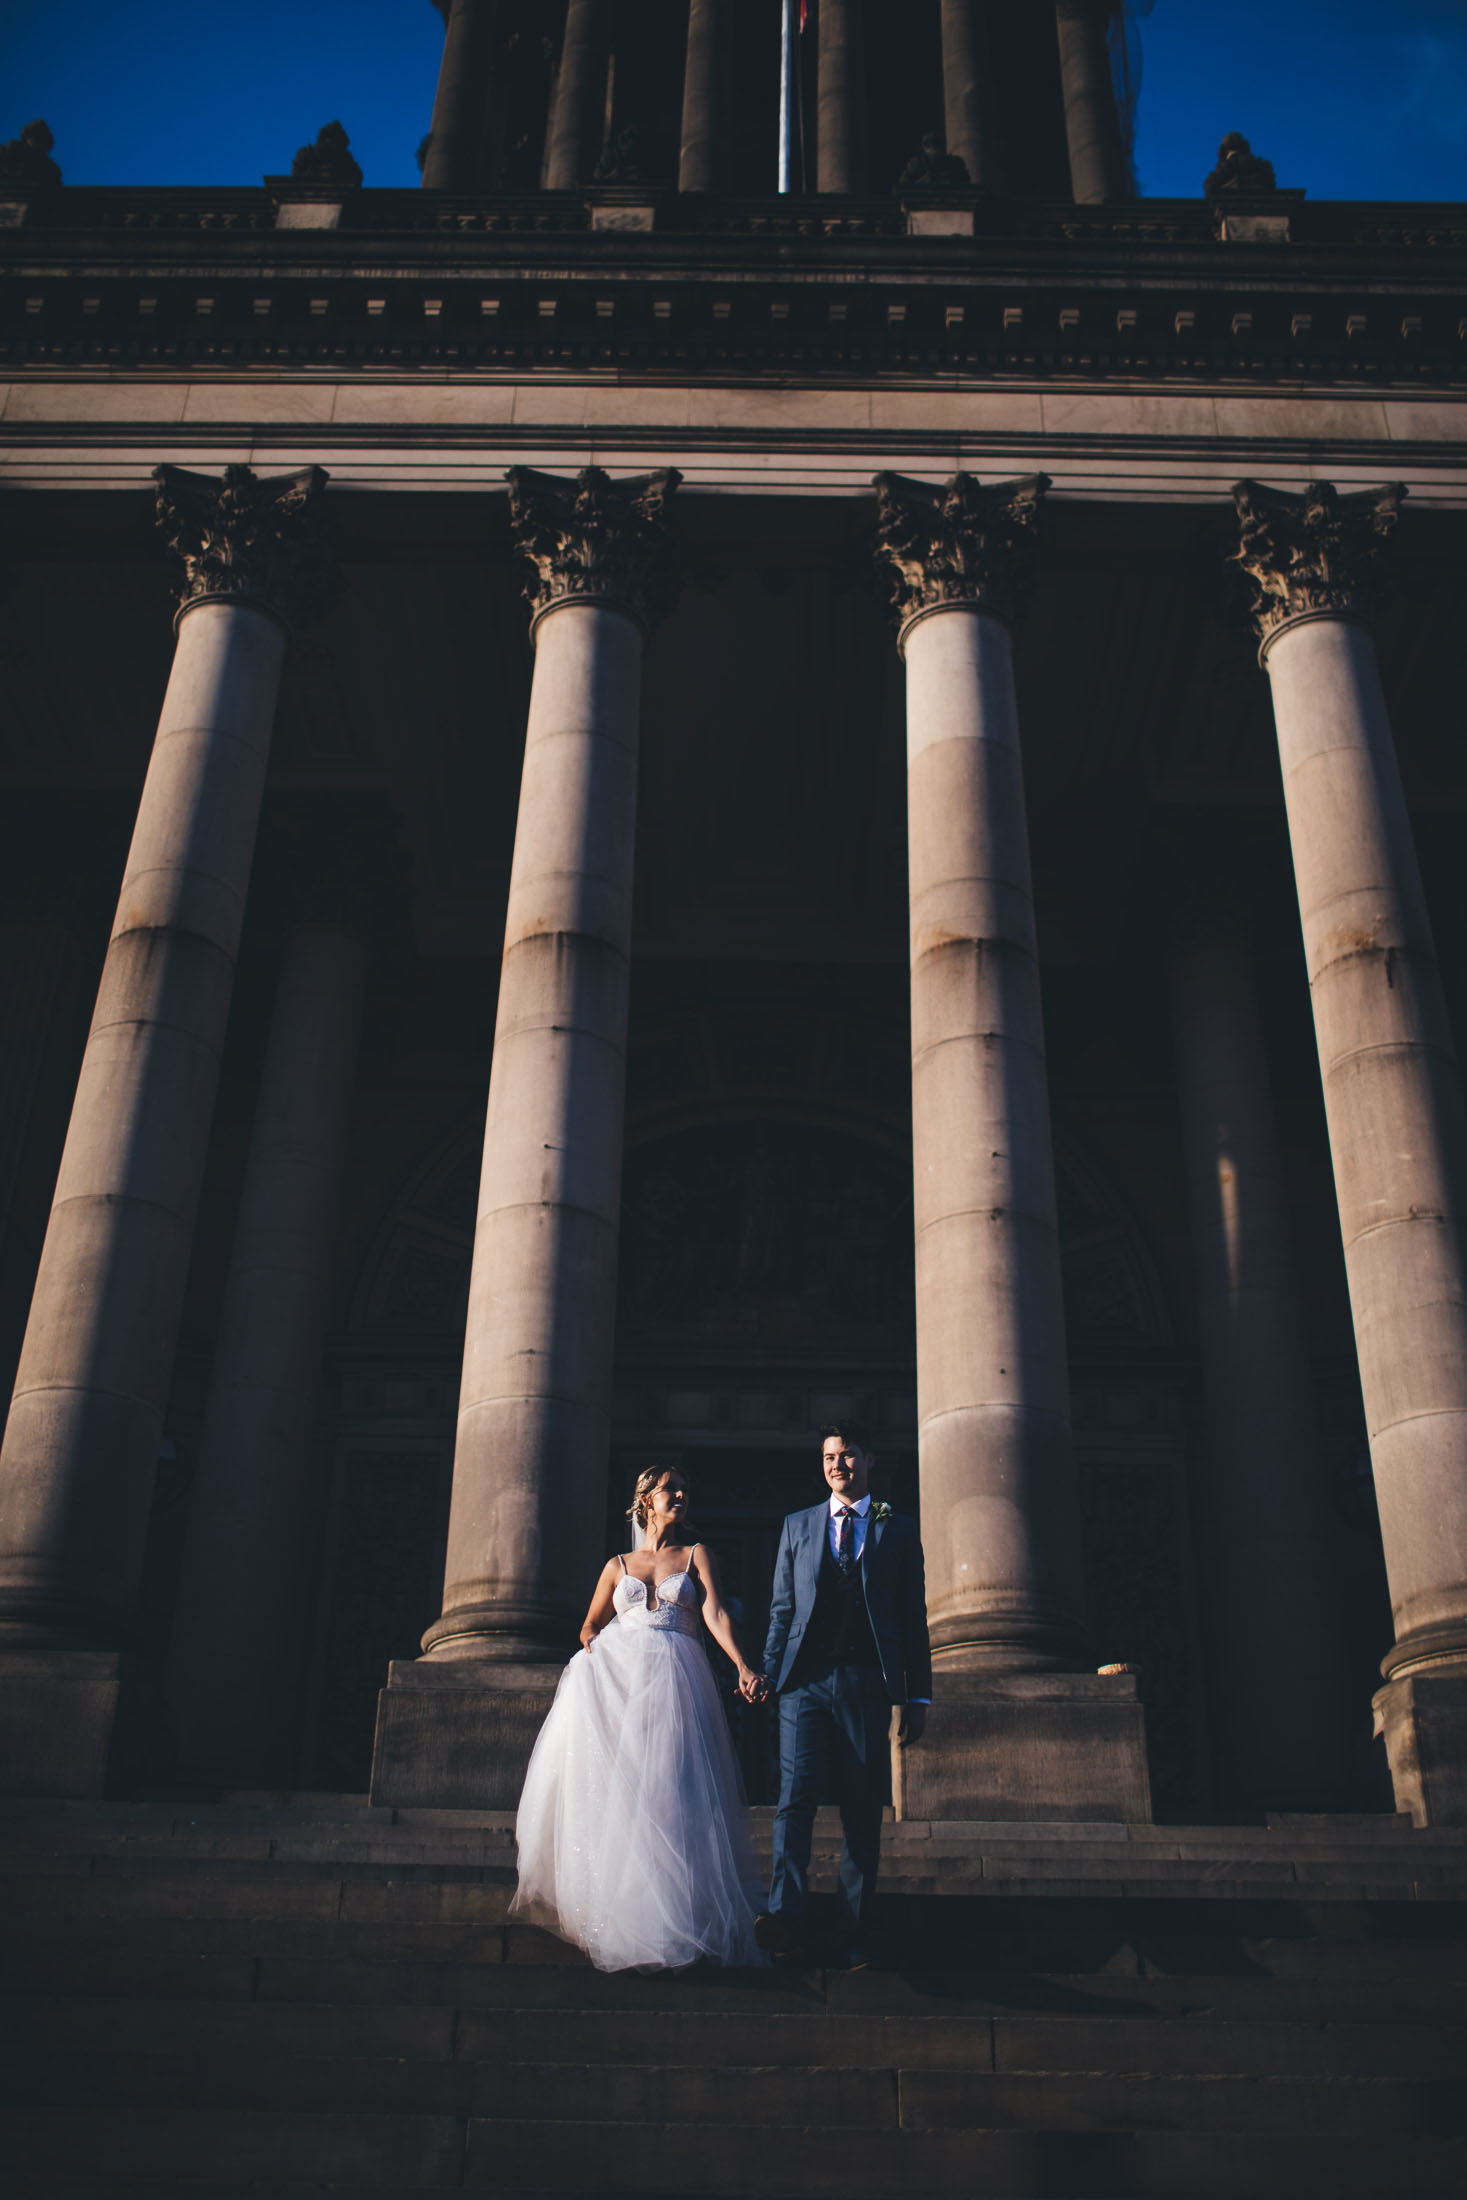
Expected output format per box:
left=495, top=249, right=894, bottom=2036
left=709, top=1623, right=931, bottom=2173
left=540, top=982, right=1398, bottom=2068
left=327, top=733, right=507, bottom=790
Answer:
left=835, top=1506, right=856, bottom=1571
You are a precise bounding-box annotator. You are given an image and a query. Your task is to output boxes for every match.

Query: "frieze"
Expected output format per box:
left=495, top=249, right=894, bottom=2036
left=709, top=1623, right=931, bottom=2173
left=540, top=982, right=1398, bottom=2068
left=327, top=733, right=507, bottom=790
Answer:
left=507, top=462, right=682, bottom=631
left=153, top=461, right=339, bottom=629
left=873, top=470, right=1050, bottom=634
left=1230, top=477, right=1405, bottom=647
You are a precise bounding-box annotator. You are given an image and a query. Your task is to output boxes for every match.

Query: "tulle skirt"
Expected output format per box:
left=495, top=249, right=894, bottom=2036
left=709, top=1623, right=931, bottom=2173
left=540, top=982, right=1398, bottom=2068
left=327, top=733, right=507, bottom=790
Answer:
left=510, top=1614, right=769, bottom=1972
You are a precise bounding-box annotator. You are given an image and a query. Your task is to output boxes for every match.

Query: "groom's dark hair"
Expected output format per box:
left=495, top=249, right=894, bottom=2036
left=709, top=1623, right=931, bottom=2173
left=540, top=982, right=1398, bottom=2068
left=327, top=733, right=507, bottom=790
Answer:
left=819, top=1419, right=872, bottom=1453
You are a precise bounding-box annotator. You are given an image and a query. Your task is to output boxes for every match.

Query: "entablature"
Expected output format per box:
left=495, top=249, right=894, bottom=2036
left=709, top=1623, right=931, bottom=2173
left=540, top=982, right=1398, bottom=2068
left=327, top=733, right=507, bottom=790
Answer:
left=3, top=186, right=1466, bottom=390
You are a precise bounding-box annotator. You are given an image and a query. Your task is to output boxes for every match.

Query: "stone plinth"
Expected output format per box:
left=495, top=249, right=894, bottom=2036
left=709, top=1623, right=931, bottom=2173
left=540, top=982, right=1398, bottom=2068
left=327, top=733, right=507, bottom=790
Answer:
left=1374, top=1671, right=1467, bottom=1828
left=0, top=1650, right=130, bottom=1797
left=892, top=1673, right=1152, bottom=1823
left=368, top=1660, right=561, bottom=1812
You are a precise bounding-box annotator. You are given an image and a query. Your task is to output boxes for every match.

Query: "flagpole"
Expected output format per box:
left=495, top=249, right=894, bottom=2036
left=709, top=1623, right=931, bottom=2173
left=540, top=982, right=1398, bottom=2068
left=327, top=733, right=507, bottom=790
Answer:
left=778, top=0, right=797, bottom=193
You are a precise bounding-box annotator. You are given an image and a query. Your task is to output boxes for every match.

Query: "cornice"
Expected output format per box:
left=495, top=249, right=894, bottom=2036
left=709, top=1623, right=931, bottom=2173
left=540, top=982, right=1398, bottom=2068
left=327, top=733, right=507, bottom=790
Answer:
left=3, top=189, right=1465, bottom=390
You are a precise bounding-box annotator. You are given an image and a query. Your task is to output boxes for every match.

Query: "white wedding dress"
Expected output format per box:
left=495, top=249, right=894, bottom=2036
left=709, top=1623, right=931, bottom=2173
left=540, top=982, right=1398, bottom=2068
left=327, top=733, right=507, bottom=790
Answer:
left=510, top=1555, right=769, bottom=1972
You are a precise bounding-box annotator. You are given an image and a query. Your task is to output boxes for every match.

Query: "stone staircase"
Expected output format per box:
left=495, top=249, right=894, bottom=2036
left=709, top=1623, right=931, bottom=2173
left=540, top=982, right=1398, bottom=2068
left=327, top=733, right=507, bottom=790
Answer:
left=3, top=1794, right=1466, bottom=2197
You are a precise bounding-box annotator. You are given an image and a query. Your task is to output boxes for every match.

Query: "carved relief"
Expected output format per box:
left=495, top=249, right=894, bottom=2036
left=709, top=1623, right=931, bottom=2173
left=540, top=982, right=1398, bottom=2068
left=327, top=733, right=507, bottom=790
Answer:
left=506, top=463, right=682, bottom=630
left=1204, top=131, right=1277, bottom=197
left=896, top=132, right=971, bottom=191
left=289, top=121, right=362, bottom=189
left=153, top=463, right=339, bottom=628
left=0, top=120, right=61, bottom=187
left=1231, top=477, right=1404, bottom=646
left=872, top=471, right=1050, bottom=634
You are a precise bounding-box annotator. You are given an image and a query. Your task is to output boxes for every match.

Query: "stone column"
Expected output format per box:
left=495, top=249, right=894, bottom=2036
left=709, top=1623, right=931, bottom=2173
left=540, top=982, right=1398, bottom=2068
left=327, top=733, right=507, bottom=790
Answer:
left=1235, top=477, right=1467, bottom=1825
left=370, top=465, right=680, bottom=1810
left=544, top=0, right=610, bottom=191
left=941, top=0, right=996, bottom=190
left=1171, top=931, right=1348, bottom=1808
left=420, top=0, right=497, bottom=192
left=874, top=472, right=1149, bottom=1823
left=1054, top=0, right=1127, bottom=204
left=678, top=0, right=723, bottom=193
left=165, top=894, right=370, bottom=1788
left=817, top=0, right=866, bottom=194
left=0, top=464, right=333, bottom=1798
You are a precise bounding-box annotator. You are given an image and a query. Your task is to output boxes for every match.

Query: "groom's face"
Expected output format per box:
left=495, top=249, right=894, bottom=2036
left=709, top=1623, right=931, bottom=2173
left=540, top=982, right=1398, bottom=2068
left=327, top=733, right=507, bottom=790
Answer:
left=822, top=1436, right=872, bottom=1503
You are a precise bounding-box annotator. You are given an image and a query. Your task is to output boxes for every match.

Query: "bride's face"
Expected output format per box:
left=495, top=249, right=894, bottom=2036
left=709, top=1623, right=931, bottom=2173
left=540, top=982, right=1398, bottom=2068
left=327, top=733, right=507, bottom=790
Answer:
left=645, top=1474, right=689, bottom=1534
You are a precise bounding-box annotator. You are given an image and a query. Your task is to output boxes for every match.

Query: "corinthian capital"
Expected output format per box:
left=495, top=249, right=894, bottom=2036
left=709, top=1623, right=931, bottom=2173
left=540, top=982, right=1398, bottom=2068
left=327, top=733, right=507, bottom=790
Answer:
left=1231, top=478, right=1404, bottom=649
left=154, top=463, right=338, bottom=629
left=872, top=471, right=1050, bottom=638
left=506, top=465, right=682, bottom=633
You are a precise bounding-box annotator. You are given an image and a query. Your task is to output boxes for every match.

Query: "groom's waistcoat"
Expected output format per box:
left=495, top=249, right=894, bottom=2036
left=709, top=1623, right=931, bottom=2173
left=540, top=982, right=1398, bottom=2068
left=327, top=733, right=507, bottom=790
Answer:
left=794, top=1536, right=882, bottom=1674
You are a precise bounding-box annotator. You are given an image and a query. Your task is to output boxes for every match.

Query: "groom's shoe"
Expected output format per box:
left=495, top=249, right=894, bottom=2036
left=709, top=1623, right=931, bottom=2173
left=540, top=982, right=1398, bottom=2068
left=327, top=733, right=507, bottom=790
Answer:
left=828, top=1940, right=872, bottom=1972
left=755, top=1911, right=797, bottom=1957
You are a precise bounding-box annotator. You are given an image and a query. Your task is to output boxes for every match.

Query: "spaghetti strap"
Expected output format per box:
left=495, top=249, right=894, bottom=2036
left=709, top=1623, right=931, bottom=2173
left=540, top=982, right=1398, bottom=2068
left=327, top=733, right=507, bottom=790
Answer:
left=617, top=1553, right=627, bottom=1574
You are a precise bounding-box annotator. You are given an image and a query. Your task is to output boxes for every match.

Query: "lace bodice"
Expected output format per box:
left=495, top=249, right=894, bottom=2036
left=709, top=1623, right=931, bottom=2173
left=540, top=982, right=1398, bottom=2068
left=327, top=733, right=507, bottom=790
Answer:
left=613, top=1563, right=702, bottom=1638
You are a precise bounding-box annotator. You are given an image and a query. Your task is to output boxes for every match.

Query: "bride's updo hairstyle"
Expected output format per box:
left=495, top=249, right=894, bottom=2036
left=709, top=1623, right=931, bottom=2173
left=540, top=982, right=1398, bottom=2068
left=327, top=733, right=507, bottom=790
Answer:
left=626, top=1465, right=693, bottom=1532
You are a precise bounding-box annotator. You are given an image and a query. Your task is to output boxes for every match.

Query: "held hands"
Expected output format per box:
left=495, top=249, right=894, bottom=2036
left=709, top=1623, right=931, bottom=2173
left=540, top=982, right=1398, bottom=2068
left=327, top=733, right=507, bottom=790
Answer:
left=737, top=1668, right=771, bottom=1705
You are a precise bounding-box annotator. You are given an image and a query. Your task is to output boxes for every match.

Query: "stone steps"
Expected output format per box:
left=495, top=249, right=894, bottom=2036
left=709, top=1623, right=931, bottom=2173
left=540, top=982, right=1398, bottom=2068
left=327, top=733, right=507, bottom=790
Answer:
left=3, top=1798, right=1465, bottom=2197
left=9, top=2113, right=1467, bottom=2197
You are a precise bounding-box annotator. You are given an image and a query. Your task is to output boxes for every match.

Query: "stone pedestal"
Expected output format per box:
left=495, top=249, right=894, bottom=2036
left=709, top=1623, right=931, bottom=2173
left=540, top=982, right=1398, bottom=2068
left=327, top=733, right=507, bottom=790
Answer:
left=0, top=1649, right=151, bottom=1799
left=892, top=1674, right=1152, bottom=1824
left=1373, top=1672, right=1467, bottom=1828
left=369, top=1660, right=560, bottom=1812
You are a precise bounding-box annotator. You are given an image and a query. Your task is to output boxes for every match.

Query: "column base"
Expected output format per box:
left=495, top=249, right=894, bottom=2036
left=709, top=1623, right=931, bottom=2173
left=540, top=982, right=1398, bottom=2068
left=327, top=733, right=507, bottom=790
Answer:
left=892, top=1672, right=1153, bottom=1823
left=1373, top=1669, right=1467, bottom=1827
left=368, top=1658, right=563, bottom=1811
left=0, top=1648, right=155, bottom=1798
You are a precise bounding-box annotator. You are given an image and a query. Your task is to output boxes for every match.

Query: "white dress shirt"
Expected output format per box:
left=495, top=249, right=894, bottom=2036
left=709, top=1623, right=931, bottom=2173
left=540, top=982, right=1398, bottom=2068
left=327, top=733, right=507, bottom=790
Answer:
left=827, top=1490, right=872, bottom=1565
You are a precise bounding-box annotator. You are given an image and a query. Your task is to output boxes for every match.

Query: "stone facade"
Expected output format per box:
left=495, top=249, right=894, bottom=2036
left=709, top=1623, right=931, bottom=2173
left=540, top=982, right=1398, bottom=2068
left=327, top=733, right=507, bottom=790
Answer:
left=1, top=3, right=1466, bottom=1824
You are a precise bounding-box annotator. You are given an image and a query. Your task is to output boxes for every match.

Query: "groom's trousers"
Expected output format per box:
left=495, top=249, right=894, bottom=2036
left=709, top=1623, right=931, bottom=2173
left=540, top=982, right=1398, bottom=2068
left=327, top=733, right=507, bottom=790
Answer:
left=769, top=1658, right=889, bottom=1947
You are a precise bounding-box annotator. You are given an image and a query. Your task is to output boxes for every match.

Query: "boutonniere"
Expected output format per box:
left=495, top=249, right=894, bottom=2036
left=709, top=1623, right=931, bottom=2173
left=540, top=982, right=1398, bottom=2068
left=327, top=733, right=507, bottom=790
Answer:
left=870, top=1501, right=894, bottom=1525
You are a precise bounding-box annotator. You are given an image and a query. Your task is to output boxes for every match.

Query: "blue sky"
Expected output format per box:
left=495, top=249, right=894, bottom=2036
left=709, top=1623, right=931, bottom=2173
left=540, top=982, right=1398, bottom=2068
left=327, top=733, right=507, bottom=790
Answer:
left=1, top=0, right=1463, bottom=200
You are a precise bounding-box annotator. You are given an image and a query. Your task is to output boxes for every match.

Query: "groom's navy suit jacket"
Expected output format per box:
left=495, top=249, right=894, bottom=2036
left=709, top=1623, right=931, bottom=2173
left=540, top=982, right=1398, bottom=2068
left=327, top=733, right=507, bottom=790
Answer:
left=763, top=1503, right=932, bottom=1705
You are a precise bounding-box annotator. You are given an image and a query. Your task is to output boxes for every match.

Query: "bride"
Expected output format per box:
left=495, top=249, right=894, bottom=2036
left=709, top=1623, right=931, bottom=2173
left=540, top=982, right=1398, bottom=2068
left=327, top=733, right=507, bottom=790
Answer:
left=509, top=1465, right=771, bottom=1972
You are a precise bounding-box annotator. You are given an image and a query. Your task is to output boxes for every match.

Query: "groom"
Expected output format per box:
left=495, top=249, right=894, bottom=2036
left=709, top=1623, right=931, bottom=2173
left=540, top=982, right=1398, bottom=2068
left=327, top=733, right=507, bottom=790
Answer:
left=753, top=1421, right=931, bottom=1967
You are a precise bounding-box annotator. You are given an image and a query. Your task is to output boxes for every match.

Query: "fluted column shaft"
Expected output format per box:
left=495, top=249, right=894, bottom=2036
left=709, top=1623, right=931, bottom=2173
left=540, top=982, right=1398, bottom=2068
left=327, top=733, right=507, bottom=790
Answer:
left=420, top=0, right=497, bottom=191
left=0, top=467, right=330, bottom=1660
left=1054, top=0, right=1127, bottom=204
left=166, top=917, right=368, bottom=1783
left=817, top=0, right=865, bottom=194
left=876, top=473, right=1087, bottom=1672
left=1172, top=934, right=1347, bottom=1805
left=1235, top=481, right=1467, bottom=1709
left=679, top=0, right=722, bottom=192
left=544, top=0, right=609, bottom=191
left=941, top=0, right=994, bottom=189
left=422, top=467, right=679, bottom=1664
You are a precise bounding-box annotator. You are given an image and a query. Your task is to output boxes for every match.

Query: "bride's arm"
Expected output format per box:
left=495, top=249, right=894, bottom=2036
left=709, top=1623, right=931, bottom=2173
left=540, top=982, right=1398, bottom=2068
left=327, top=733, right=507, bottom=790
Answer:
left=692, top=1545, right=766, bottom=1700
left=579, top=1559, right=620, bottom=1650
